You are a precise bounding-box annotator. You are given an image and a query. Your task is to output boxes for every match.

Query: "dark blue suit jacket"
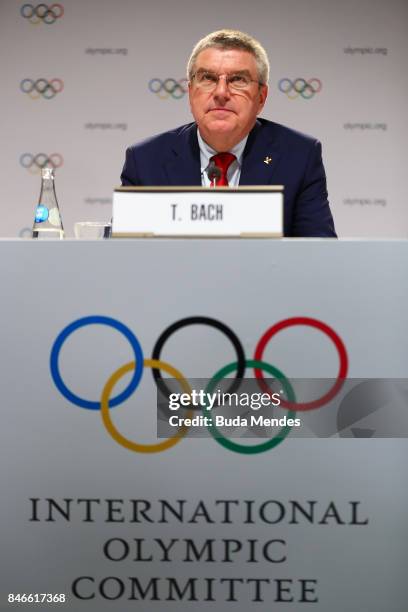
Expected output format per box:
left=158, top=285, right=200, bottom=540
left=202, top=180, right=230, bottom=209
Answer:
left=121, top=118, right=336, bottom=237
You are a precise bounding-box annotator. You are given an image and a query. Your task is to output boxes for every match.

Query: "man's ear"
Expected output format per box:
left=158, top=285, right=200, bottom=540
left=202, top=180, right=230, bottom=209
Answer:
left=188, top=80, right=193, bottom=112
left=258, top=84, right=268, bottom=112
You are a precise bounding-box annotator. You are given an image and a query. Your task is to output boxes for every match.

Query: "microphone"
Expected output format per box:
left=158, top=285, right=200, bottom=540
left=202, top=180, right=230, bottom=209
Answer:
left=206, top=161, right=222, bottom=187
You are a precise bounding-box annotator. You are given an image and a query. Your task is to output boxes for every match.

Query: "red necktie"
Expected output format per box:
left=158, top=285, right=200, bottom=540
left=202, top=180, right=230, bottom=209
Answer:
left=210, top=152, right=237, bottom=186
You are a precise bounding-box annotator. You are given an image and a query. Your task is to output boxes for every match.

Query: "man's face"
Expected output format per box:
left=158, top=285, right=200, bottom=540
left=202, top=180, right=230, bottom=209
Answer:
left=188, top=47, right=268, bottom=150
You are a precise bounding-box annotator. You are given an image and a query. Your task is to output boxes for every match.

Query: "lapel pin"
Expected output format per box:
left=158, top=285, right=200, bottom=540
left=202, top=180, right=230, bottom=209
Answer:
left=263, top=156, right=272, bottom=165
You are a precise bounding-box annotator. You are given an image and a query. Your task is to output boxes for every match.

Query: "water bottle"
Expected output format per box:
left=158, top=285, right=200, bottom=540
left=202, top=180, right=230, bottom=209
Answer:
left=32, top=166, right=64, bottom=239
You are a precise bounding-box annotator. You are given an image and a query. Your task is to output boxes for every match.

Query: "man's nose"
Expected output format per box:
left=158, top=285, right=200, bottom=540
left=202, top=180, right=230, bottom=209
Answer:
left=213, top=75, right=231, bottom=101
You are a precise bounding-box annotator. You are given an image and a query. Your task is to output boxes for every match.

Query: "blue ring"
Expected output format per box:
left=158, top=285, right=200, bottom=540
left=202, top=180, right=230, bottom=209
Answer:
left=50, top=315, right=144, bottom=410
left=20, top=4, right=34, bottom=19
left=278, top=78, right=292, bottom=93
left=148, top=78, right=162, bottom=93
left=20, top=79, right=34, bottom=93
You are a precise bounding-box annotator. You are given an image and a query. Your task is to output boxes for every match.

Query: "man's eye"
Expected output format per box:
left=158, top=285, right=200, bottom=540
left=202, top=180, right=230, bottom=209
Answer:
left=229, top=75, right=247, bottom=84
left=201, top=73, right=217, bottom=82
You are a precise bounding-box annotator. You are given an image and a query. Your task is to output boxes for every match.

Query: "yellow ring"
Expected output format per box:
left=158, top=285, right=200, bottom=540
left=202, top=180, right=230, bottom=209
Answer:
left=100, top=358, right=192, bottom=453
left=287, top=90, right=299, bottom=100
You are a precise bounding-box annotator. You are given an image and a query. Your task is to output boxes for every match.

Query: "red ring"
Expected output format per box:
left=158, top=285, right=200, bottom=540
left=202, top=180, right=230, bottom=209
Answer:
left=50, top=78, right=64, bottom=93
left=253, top=317, right=348, bottom=411
left=50, top=4, right=64, bottom=19
left=49, top=153, right=63, bottom=167
left=308, top=78, right=322, bottom=93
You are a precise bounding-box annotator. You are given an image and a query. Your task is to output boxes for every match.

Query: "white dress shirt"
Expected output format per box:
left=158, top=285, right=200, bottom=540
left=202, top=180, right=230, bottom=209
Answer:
left=197, top=129, right=248, bottom=187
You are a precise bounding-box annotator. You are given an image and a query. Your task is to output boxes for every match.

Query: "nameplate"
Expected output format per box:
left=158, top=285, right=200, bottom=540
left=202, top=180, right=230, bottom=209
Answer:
left=112, top=186, right=283, bottom=237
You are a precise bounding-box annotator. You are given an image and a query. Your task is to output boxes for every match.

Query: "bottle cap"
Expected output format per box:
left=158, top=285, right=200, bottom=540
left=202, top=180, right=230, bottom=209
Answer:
left=41, top=166, right=54, bottom=180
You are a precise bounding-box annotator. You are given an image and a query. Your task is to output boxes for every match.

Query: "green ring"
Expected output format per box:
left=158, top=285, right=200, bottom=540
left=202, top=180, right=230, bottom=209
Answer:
left=203, top=359, right=296, bottom=454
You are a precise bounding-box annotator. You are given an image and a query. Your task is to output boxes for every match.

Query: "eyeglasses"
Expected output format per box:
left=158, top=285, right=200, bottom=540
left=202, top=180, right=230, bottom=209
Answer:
left=191, top=70, right=261, bottom=92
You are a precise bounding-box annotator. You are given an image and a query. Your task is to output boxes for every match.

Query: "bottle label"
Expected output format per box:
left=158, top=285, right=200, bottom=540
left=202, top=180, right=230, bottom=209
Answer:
left=48, top=207, right=61, bottom=227
left=35, top=205, right=49, bottom=223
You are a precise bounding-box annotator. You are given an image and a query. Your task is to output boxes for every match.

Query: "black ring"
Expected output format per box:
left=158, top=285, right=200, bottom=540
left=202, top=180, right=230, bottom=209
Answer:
left=34, top=78, right=48, bottom=93
left=151, top=316, right=246, bottom=407
left=35, top=4, right=49, bottom=18
left=294, top=78, right=307, bottom=93
left=34, top=153, right=49, bottom=168
left=163, top=78, right=178, bottom=93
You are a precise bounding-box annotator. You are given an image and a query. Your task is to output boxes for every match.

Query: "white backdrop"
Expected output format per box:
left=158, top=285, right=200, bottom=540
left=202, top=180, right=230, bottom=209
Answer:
left=0, top=0, right=407, bottom=237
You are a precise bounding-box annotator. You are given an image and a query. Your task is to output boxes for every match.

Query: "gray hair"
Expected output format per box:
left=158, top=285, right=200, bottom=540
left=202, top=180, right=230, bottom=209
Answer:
left=187, top=29, right=270, bottom=85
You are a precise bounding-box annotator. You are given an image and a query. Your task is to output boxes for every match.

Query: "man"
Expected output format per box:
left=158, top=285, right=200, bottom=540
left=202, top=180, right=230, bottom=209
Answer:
left=121, top=29, right=336, bottom=237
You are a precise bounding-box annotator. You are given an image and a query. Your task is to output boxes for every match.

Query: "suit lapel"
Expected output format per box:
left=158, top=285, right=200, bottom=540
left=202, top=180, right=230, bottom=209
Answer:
left=163, top=124, right=202, bottom=185
left=162, top=120, right=282, bottom=186
left=239, top=120, right=282, bottom=185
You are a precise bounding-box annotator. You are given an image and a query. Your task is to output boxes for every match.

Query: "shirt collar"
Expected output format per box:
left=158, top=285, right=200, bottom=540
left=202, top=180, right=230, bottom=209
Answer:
left=197, top=128, right=248, bottom=173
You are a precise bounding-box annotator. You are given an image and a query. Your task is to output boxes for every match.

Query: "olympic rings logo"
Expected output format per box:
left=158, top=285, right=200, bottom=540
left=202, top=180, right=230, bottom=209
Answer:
left=19, top=227, right=33, bottom=238
left=20, top=153, right=63, bottom=174
left=278, top=78, right=322, bottom=100
left=148, top=78, right=188, bottom=100
left=20, top=78, right=64, bottom=100
left=50, top=315, right=348, bottom=456
left=20, top=4, right=64, bottom=24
